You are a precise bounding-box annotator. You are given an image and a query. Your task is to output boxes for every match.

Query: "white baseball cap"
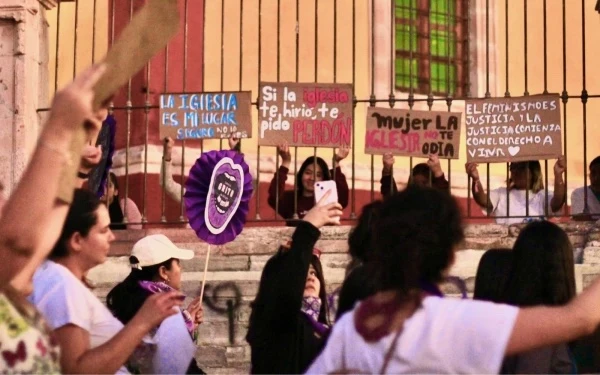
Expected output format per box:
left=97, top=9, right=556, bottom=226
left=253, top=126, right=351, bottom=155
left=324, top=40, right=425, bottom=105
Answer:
left=131, top=234, right=194, bottom=268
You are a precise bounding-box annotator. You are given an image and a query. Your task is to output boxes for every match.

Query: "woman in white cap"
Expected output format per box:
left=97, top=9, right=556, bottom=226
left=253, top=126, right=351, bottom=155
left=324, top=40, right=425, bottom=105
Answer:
left=107, top=234, right=205, bottom=374
left=30, top=189, right=184, bottom=374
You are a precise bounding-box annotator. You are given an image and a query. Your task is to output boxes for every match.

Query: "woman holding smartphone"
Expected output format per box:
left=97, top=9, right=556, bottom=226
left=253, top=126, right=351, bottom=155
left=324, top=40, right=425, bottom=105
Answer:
left=246, top=192, right=343, bottom=374
left=268, top=142, right=350, bottom=221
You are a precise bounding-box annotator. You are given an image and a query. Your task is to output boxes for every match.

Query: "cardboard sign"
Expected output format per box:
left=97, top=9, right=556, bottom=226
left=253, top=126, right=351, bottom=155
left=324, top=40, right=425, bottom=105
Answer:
left=465, top=95, right=562, bottom=163
left=364, top=107, right=462, bottom=159
left=257, top=82, right=353, bottom=147
left=159, top=91, right=252, bottom=140
left=57, top=0, right=180, bottom=203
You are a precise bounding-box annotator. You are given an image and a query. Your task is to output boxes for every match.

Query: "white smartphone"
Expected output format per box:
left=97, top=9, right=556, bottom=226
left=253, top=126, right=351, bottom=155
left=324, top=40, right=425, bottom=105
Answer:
left=314, top=180, right=340, bottom=224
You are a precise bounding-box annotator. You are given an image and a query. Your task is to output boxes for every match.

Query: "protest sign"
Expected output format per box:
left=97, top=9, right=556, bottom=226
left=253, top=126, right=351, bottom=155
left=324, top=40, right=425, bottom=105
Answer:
left=465, top=95, right=562, bottom=163
left=159, top=91, right=252, bottom=140
left=257, top=82, right=353, bottom=147
left=365, top=107, right=462, bottom=159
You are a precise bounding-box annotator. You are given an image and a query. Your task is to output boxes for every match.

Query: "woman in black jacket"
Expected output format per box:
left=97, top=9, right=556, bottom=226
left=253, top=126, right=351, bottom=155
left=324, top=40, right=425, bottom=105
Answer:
left=246, top=192, right=343, bottom=374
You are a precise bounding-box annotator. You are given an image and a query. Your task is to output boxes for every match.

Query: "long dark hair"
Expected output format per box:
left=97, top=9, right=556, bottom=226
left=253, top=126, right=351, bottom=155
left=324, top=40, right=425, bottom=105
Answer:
left=246, top=252, right=329, bottom=345
left=296, top=157, right=331, bottom=197
left=503, top=221, right=576, bottom=307
left=50, top=189, right=102, bottom=259
left=107, top=172, right=125, bottom=230
left=106, top=257, right=175, bottom=324
left=371, top=185, right=464, bottom=293
left=473, top=248, right=513, bottom=303
left=347, top=200, right=382, bottom=266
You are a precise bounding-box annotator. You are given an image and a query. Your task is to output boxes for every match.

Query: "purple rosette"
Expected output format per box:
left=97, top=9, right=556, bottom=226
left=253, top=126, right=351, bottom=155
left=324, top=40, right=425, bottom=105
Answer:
left=184, top=150, right=252, bottom=245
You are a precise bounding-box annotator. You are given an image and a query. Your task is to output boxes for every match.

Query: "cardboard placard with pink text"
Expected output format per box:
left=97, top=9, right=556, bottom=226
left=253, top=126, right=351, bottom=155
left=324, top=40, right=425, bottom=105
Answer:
left=257, top=82, right=353, bottom=147
left=465, top=95, right=562, bottom=163
left=364, top=107, right=462, bottom=159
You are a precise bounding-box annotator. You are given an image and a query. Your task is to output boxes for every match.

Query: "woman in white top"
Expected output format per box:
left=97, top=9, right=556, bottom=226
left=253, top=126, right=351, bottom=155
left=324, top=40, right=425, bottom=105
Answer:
left=30, top=189, right=183, bottom=374
left=307, top=186, right=600, bottom=374
left=465, top=158, right=566, bottom=224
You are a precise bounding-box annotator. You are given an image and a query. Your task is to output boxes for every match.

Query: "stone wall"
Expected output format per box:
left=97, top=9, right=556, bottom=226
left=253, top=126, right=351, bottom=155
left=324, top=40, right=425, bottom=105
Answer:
left=88, top=222, right=600, bottom=374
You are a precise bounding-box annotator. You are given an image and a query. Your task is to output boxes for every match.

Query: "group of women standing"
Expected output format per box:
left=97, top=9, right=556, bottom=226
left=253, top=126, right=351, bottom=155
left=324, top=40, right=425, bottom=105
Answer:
left=248, top=182, right=600, bottom=374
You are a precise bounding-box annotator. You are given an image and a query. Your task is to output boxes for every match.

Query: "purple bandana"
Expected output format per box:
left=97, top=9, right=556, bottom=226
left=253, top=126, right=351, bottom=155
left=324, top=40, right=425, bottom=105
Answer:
left=301, top=296, right=329, bottom=336
left=138, top=281, right=194, bottom=334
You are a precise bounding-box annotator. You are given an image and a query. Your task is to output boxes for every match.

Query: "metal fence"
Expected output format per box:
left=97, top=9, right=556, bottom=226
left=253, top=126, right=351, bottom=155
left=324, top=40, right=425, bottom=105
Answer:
left=40, top=0, right=600, bottom=226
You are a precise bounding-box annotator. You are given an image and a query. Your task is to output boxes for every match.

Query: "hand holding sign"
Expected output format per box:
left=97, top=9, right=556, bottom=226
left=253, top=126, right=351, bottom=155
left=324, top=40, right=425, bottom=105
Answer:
left=277, top=142, right=292, bottom=168
left=334, top=145, right=350, bottom=163
left=465, top=163, right=481, bottom=193
left=554, top=156, right=566, bottom=177
left=382, top=153, right=395, bottom=174
left=427, top=154, right=444, bottom=178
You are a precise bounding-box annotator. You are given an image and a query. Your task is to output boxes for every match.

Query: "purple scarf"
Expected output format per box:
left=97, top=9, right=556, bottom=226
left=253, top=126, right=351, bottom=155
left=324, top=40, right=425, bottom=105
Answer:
left=138, top=281, right=194, bottom=334
left=301, top=296, right=329, bottom=336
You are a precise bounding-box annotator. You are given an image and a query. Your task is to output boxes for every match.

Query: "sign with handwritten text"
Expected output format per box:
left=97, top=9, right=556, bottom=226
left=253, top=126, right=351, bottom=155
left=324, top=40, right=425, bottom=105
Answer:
left=465, top=95, right=562, bottom=163
left=257, top=82, right=353, bottom=147
left=159, top=91, right=252, bottom=140
left=364, top=107, right=462, bottom=159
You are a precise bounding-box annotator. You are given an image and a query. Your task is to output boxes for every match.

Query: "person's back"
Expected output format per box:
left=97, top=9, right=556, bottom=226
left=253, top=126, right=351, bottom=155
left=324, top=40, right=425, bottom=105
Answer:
left=500, top=221, right=577, bottom=374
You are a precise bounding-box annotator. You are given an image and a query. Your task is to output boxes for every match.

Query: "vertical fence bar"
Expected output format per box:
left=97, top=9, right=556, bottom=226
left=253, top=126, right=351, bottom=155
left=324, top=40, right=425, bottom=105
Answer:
left=445, top=0, right=452, bottom=193
left=581, top=0, right=589, bottom=214
left=313, top=0, right=318, bottom=191
left=408, top=0, right=415, bottom=188
left=523, top=0, right=529, bottom=218
left=220, top=0, right=226, bottom=151
left=161, top=43, right=169, bottom=223
left=292, top=0, right=300, bottom=220
left=561, top=0, right=569, bottom=216
left=388, top=0, right=395, bottom=198
left=332, top=0, right=338, bottom=182
left=72, top=0, right=79, bottom=78
left=142, top=59, right=150, bottom=224
left=91, top=0, right=97, bottom=62
left=427, top=0, right=434, bottom=187
left=369, top=0, right=375, bottom=202
left=504, top=0, right=510, bottom=218
left=466, top=0, right=472, bottom=217
left=179, top=0, right=189, bottom=222
left=485, top=0, right=490, bottom=219
left=123, top=0, right=134, bottom=225
left=350, top=0, right=357, bottom=219
left=542, top=0, right=549, bottom=217
left=274, top=0, right=281, bottom=221
left=255, top=0, right=262, bottom=220
left=54, top=2, right=61, bottom=94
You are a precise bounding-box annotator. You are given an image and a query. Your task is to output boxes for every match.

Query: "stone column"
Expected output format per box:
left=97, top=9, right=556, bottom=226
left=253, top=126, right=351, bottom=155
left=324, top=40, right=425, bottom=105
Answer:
left=0, top=0, right=51, bottom=195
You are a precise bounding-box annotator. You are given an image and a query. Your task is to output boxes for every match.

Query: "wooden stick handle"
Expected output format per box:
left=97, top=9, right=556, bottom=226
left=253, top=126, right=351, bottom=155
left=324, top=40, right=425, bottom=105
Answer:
left=198, top=245, right=211, bottom=302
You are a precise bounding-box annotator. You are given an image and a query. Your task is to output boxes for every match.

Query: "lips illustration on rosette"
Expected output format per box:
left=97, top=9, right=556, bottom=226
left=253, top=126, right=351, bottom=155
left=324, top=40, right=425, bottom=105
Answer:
left=185, top=150, right=252, bottom=245
left=205, top=158, right=244, bottom=234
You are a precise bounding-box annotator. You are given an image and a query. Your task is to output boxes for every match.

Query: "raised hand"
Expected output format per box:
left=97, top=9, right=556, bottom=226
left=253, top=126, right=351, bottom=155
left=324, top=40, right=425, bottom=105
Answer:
left=303, top=190, right=343, bottom=228
left=163, top=137, right=174, bottom=161
left=335, top=145, right=350, bottom=163
left=228, top=134, right=241, bottom=150
left=554, top=156, right=566, bottom=176
left=465, top=162, right=480, bottom=181
left=277, top=142, right=292, bottom=167
left=382, top=153, right=395, bottom=174
left=427, top=154, right=443, bottom=177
